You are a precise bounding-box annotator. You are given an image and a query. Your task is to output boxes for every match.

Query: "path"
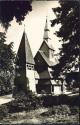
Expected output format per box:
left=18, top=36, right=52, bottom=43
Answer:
left=0, top=94, right=14, bottom=105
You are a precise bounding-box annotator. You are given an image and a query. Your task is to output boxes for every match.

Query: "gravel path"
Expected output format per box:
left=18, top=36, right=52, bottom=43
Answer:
left=0, top=94, right=14, bottom=105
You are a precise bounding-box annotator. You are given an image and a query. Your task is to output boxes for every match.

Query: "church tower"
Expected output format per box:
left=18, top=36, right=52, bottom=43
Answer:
left=40, top=17, right=55, bottom=62
left=34, top=17, right=62, bottom=94
left=43, top=17, right=51, bottom=42
left=15, top=30, right=36, bottom=93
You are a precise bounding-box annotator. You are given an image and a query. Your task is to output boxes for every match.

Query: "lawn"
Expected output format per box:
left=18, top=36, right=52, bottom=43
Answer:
left=0, top=93, right=79, bottom=124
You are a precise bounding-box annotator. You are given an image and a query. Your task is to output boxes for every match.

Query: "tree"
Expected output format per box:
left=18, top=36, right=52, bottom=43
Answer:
left=0, top=0, right=32, bottom=29
left=51, top=0, right=79, bottom=89
left=0, top=32, right=15, bottom=95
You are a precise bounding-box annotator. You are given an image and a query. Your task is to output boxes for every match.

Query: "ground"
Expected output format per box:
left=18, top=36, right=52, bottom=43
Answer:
left=0, top=107, right=79, bottom=124
left=0, top=94, right=79, bottom=124
left=0, top=94, right=13, bottom=105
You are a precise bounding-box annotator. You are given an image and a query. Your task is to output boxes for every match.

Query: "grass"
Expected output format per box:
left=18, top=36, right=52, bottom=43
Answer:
left=0, top=104, right=79, bottom=124
left=0, top=93, right=79, bottom=124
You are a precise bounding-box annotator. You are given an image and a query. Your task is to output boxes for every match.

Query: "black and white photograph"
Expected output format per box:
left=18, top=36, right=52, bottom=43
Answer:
left=0, top=0, right=79, bottom=124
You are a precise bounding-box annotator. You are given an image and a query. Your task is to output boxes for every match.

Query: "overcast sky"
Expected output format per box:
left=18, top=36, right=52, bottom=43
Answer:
left=0, top=1, right=61, bottom=56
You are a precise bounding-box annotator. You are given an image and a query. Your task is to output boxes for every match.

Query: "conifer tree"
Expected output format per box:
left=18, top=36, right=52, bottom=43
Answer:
left=0, top=32, right=15, bottom=94
left=51, top=0, right=80, bottom=89
left=0, top=1, right=32, bottom=29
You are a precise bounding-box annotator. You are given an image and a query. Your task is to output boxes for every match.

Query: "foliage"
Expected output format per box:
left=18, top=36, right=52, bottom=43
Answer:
left=0, top=0, right=32, bottom=29
left=0, top=104, right=79, bottom=124
left=0, top=94, right=79, bottom=122
left=6, top=91, right=43, bottom=113
left=0, top=105, right=9, bottom=119
left=41, top=105, right=71, bottom=116
left=13, top=76, right=29, bottom=94
left=0, top=32, right=15, bottom=95
left=70, top=106, right=79, bottom=115
left=65, top=72, right=80, bottom=89
left=0, top=32, right=15, bottom=71
left=40, top=105, right=79, bottom=123
left=51, top=0, right=79, bottom=88
left=41, top=94, right=79, bottom=107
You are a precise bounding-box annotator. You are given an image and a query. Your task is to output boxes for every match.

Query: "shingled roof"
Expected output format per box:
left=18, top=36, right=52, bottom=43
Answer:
left=24, top=32, right=35, bottom=65
left=43, top=40, right=54, bottom=51
left=39, top=50, right=54, bottom=67
left=41, top=17, right=54, bottom=51
left=16, top=31, right=35, bottom=66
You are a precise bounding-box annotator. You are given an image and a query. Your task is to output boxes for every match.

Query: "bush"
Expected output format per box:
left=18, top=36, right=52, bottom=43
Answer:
left=0, top=104, right=9, bottom=119
left=41, top=105, right=72, bottom=117
left=40, top=94, right=79, bottom=107
left=0, top=83, right=12, bottom=96
left=0, top=90, right=43, bottom=119
left=6, top=91, right=43, bottom=113
left=70, top=106, right=79, bottom=115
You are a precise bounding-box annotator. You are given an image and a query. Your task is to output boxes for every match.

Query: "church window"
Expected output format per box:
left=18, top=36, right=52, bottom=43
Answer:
left=26, top=64, right=34, bottom=70
left=31, top=65, right=34, bottom=69
left=29, top=68, right=31, bottom=70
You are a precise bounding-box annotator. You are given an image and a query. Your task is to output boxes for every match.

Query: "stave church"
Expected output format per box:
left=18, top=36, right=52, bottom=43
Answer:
left=14, top=18, right=63, bottom=95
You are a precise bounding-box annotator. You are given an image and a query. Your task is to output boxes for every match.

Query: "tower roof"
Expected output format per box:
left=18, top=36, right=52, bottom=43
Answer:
left=38, top=50, right=54, bottom=67
left=43, top=17, right=51, bottom=42
left=40, top=40, right=54, bottom=51
left=16, top=31, right=35, bottom=66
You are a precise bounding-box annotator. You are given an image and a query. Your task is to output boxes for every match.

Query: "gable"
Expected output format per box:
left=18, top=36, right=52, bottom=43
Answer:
left=40, top=41, right=49, bottom=58
left=34, top=51, right=48, bottom=72
left=34, top=50, right=54, bottom=70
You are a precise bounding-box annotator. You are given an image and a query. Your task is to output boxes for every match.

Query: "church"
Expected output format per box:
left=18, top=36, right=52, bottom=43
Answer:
left=14, top=18, right=63, bottom=95
left=14, top=30, right=36, bottom=93
left=34, top=18, right=62, bottom=94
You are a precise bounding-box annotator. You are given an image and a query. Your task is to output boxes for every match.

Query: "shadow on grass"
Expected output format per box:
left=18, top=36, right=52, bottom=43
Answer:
left=7, top=123, right=79, bottom=125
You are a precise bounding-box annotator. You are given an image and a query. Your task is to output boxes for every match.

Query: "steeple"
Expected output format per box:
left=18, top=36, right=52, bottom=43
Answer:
left=43, top=16, right=51, bottom=42
left=24, top=31, right=35, bottom=65
left=15, top=29, right=36, bottom=93
left=16, top=29, right=35, bottom=69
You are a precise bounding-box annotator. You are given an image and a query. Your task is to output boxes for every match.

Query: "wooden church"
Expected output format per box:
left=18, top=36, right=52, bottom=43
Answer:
left=34, top=18, right=62, bottom=94
left=14, top=18, right=63, bottom=95
left=14, top=30, right=36, bottom=94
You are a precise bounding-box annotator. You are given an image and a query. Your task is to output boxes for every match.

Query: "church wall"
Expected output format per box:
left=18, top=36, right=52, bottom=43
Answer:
left=53, top=85, right=62, bottom=95
left=34, top=52, right=48, bottom=72
left=39, top=69, right=51, bottom=79
left=36, top=83, right=52, bottom=94
left=26, top=68, right=36, bottom=93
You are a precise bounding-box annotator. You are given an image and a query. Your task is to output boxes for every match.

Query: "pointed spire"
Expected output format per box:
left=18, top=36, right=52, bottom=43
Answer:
left=43, top=16, right=51, bottom=42
left=25, top=32, right=35, bottom=65
left=16, top=29, right=35, bottom=67
left=45, top=16, right=49, bottom=31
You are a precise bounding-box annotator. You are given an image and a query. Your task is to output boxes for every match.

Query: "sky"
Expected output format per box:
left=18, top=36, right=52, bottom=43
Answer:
left=0, top=1, right=61, bottom=57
